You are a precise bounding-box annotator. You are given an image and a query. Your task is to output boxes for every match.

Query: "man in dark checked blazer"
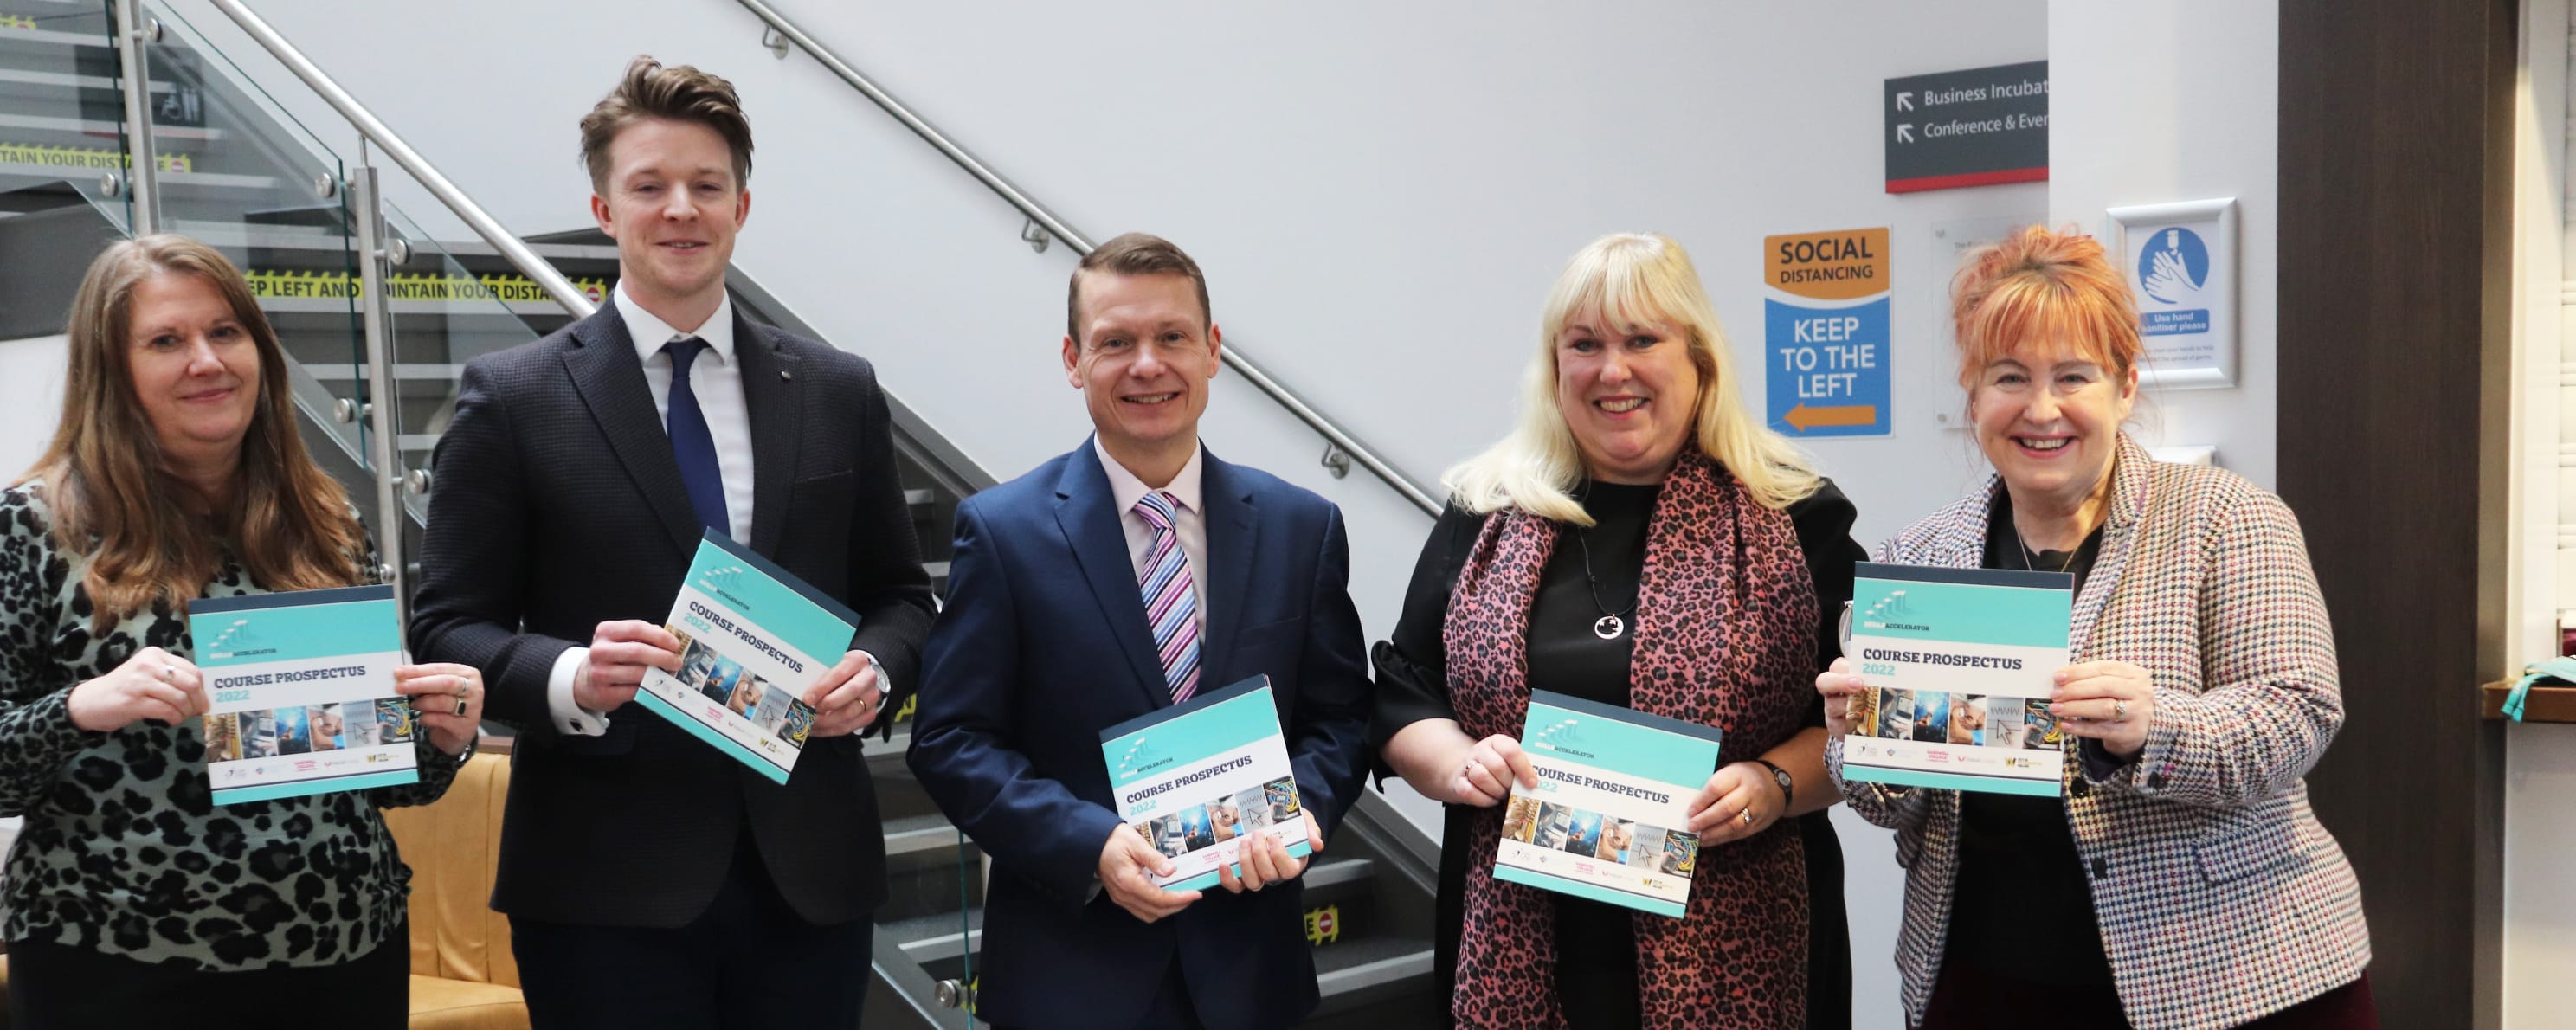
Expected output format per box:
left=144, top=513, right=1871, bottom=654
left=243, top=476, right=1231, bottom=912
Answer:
left=409, top=57, right=932, bottom=1028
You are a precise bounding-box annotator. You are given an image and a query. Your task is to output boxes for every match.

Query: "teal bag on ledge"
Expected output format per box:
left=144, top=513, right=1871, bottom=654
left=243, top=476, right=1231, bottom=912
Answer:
left=2503, top=657, right=2576, bottom=722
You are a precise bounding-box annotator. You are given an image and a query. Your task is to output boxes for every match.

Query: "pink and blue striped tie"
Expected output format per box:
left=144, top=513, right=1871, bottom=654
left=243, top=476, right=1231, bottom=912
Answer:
left=1134, top=491, right=1201, bottom=703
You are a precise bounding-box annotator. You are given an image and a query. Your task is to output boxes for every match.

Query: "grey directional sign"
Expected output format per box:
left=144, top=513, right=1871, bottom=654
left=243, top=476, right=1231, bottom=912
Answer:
left=1885, top=61, right=2048, bottom=193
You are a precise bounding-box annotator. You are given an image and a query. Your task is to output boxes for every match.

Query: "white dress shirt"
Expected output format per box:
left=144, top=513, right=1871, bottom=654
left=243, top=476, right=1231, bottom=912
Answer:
left=544, top=284, right=757, bottom=736
left=1089, top=438, right=1210, bottom=898
left=1095, top=437, right=1208, bottom=633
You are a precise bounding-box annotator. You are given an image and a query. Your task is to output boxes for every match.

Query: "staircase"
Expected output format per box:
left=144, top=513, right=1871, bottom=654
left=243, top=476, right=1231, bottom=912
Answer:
left=0, top=2, right=1439, bottom=1025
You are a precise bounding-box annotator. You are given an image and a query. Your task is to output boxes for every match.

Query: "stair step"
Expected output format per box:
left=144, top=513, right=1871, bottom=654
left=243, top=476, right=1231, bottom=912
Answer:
left=260, top=295, right=564, bottom=318
left=0, top=159, right=275, bottom=192
left=888, top=906, right=982, bottom=963
left=0, top=25, right=110, bottom=49
left=0, top=67, right=177, bottom=95
left=0, top=112, right=223, bottom=144
left=1301, top=855, right=1375, bottom=892
left=1314, top=934, right=1435, bottom=995
left=301, top=363, right=461, bottom=381
left=882, top=812, right=973, bottom=861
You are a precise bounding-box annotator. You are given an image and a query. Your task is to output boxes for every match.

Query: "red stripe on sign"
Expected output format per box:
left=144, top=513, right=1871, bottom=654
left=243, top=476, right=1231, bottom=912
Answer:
left=1884, top=167, right=2050, bottom=194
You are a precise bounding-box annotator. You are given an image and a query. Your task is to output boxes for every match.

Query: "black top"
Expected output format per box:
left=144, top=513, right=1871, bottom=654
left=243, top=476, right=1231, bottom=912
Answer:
left=1370, top=478, right=1865, bottom=1030
left=1943, top=489, right=2114, bottom=984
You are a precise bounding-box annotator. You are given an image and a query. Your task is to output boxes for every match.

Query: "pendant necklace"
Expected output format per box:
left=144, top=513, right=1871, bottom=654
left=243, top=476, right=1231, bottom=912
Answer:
left=1574, top=524, right=1639, bottom=641
left=2013, top=525, right=2082, bottom=576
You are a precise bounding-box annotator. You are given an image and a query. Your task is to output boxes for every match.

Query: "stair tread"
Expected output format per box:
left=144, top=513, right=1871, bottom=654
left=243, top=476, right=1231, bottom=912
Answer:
left=1312, top=931, right=1433, bottom=973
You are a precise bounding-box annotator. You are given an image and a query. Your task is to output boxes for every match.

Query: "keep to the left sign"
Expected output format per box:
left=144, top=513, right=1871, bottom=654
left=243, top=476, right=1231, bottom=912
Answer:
left=1764, top=228, right=1891, bottom=438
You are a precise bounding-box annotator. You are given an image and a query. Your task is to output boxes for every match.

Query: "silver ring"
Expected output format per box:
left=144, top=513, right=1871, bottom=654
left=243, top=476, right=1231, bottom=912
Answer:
left=454, top=695, right=468, bottom=717
left=158, top=663, right=174, bottom=683
left=1741, top=808, right=1755, bottom=826
left=2113, top=699, right=2129, bottom=720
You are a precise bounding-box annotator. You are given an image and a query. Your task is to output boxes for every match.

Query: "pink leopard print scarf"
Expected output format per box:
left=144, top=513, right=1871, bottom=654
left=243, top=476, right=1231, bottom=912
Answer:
left=1443, top=450, right=1817, bottom=1029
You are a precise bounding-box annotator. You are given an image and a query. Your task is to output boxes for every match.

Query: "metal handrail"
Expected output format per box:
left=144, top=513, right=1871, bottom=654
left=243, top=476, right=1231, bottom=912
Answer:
left=730, top=0, right=1441, bottom=516
left=206, top=0, right=597, bottom=319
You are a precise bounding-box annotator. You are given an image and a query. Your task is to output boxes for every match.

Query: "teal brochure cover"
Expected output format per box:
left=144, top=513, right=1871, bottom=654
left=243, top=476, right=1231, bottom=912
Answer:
left=1839, top=562, right=2074, bottom=796
left=1099, top=675, right=1311, bottom=892
left=635, top=531, right=860, bottom=784
left=1494, top=691, right=1724, bottom=917
left=190, top=585, right=415, bottom=805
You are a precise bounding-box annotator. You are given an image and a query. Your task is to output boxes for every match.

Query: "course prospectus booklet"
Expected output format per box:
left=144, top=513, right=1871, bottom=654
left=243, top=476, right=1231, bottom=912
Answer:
left=1494, top=691, right=1723, bottom=918
left=636, top=530, right=858, bottom=784
left=1100, top=675, right=1312, bottom=892
left=1839, top=562, right=2076, bottom=797
left=191, top=585, right=419, bottom=805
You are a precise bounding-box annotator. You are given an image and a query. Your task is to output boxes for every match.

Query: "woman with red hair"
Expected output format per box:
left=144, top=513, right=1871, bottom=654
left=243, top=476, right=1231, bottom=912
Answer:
left=1814, top=227, right=2375, bottom=1029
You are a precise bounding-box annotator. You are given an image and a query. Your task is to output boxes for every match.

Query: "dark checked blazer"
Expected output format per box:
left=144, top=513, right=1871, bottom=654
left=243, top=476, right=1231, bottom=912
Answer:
left=1826, top=434, right=2371, bottom=1030
left=409, top=303, right=935, bottom=928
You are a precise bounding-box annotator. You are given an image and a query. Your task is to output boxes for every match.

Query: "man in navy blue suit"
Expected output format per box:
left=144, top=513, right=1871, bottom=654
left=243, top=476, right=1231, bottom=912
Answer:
left=908, top=234, right=1374, bottom=1030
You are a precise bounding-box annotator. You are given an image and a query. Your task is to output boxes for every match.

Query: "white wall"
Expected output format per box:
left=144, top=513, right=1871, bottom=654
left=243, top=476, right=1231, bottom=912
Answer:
left=2508, top=0, right=2576, bottom=1024
left=2047, top=3, right=2279, bottom=486
left=158, top=3, right=2314, bottom=1026
left=0, top=336, right=68, bottom=479
left=2506, top=725, right=2576, bottom=1027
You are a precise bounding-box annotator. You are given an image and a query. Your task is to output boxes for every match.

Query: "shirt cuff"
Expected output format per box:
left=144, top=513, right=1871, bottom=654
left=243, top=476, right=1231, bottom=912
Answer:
left=547, top=647, right=612, bottom=737
left=2078, top=737, right=2141, bottom=784
left=857, top=649, right=891, bottom=698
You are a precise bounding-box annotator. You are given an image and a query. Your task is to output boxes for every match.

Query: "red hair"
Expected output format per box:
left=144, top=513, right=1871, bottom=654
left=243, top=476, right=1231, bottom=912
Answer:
left=1949, top=226, right=2143, bottom=388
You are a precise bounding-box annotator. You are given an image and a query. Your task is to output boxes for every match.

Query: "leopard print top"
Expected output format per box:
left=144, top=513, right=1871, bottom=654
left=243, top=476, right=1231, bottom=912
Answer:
left=0, top=484, right=465, bottom=969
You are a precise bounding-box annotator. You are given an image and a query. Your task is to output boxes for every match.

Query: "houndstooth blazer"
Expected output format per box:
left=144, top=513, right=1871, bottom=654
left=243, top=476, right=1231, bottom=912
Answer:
left=1826, top=434, right=2371, bottom=1030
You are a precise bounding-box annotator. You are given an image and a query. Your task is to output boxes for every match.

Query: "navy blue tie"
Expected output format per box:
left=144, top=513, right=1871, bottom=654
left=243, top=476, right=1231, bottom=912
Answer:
left=663, top=337, right=730, bottom=536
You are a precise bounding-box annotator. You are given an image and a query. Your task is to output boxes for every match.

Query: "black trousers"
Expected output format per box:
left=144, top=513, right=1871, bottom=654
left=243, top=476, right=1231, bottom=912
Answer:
left=995, top=958, right=1206, bottom=1030
left=512, top=830, right=873, bottom=1029
left=8, top=920, right=409, bottom=1030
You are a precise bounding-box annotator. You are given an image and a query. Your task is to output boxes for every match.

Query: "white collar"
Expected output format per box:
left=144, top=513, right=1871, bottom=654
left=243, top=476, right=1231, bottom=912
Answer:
left=615, top=280, right=737, bottom=365
left=1094, top=436, right=1204, bottom=518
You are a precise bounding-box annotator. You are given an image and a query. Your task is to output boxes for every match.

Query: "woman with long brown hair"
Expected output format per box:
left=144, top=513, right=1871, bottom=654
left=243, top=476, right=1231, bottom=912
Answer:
left=0, top=235, right=488, bottom=1027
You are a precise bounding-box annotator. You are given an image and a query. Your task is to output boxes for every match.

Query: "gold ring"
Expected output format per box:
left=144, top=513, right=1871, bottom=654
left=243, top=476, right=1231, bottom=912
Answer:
left=2114, top=699, right=2129, bottom=720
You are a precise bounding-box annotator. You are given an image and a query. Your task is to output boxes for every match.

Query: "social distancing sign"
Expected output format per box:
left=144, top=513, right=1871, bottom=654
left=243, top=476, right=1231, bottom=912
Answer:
left=1764, top=229, right=1890, bottom=437
left=243, top=270, right=610, bottom=305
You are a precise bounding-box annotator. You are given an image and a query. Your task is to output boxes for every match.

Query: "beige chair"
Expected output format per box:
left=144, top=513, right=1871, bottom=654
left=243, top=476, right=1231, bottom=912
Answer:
left=382, top=745, right=530, bottom=1030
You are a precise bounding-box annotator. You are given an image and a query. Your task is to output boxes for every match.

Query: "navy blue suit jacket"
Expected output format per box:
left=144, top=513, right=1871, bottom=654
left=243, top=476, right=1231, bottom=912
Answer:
left=907, top=441, right=1373, bottom=1030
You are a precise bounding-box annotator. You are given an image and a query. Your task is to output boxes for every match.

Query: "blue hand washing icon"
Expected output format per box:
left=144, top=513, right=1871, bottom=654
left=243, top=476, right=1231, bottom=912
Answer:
left=2137, top=227, right=2209, bottom=305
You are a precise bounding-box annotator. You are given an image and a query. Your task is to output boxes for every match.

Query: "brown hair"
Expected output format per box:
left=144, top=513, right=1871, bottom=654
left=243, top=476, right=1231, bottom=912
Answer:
left=579, top=55, right=754, bottom=194
left=1949, top=225, right=2145, bottom=389
left=1067, top=232, right=1211, bottom=343
left=22, top=235, right=365, bottom=630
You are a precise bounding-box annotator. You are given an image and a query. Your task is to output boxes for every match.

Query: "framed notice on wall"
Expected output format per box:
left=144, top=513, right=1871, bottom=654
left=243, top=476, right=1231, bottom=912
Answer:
left=2105, top=197, right=2238, bottom=389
